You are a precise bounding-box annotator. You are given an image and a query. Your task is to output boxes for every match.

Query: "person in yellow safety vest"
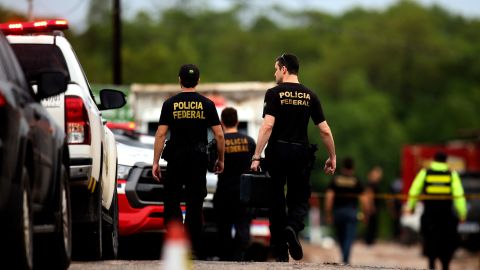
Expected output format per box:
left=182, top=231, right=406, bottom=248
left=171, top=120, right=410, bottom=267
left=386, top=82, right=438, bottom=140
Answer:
left=406, top=151, right=467, bottom=270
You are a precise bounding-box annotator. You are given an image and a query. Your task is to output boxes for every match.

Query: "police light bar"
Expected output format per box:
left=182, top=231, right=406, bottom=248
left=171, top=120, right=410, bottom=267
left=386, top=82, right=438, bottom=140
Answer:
left=0, top=19, right=68, bottom=35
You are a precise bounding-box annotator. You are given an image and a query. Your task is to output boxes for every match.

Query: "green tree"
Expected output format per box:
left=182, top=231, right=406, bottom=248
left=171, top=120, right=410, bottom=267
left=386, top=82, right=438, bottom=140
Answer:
left=2, top=1, right=480, bottom=238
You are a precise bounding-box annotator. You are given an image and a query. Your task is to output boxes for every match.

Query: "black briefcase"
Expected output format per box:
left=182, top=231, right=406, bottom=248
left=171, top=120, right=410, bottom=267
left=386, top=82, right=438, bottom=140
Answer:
left=206, top=139, right=218, bottom=172
left=240, top=170, right=272, bottom=208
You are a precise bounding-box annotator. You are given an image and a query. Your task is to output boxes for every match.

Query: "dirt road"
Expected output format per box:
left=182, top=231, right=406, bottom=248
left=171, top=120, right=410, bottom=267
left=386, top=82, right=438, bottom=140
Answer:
left=70, top=240, right=478, bottom=270
left=301, top=240, right=479, bottom=270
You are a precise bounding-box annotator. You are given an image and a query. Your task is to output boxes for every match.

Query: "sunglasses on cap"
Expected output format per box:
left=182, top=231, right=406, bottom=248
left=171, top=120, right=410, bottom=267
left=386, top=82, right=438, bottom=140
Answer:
left=279, top=53, right=289, bottom=69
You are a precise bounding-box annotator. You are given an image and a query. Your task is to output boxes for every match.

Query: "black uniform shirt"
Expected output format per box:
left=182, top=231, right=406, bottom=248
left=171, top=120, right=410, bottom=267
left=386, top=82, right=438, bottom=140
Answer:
left=217, top=132, right=256, bottom=193
left=263, top=82, right=325, bottom=144
left=159, top=92, right=220, bottom=146
left=367, top=181, right=382, bottom=209
left=327, top=174, right=364, bottom=209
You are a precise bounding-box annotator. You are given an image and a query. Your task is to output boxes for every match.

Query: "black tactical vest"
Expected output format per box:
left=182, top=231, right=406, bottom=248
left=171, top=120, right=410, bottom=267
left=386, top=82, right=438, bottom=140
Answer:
left=422, top=169, right=453, bottom=216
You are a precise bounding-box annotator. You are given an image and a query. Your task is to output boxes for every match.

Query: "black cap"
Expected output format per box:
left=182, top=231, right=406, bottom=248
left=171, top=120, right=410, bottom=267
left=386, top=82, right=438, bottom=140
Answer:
left=343, top=157, right=354, bottom=170
left=178, top=64, right=200, bottom=88
left=434, top=151, right=447, bottom=162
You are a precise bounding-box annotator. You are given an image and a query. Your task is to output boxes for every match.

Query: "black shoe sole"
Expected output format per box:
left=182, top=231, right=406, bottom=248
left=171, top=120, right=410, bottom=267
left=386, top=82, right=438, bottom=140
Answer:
left=275, top=257, right=289, bottom=262
left=285, top=227, right=303, bottom=260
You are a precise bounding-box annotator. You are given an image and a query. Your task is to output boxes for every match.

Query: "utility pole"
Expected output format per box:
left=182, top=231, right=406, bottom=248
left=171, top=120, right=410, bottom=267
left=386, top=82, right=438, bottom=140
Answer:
left=27, top=0, right=33, bottom=20
left=113, top=0, right=122, bottom=85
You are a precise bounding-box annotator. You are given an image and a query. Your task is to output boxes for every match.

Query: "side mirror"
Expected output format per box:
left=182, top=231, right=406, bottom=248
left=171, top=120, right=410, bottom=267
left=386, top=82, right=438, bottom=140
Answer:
left=99, top=89, right=126, bottom=110
left=36, top=71, right=68, bottom=100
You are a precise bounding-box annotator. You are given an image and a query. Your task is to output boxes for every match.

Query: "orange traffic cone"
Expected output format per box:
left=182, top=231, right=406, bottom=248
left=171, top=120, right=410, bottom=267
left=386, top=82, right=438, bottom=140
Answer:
left=161, top=220, right=192, bottom=270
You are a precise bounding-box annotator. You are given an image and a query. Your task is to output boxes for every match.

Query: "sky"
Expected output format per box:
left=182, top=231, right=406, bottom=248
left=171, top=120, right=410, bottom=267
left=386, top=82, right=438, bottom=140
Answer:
left=1, top=0, right=479, bottom=33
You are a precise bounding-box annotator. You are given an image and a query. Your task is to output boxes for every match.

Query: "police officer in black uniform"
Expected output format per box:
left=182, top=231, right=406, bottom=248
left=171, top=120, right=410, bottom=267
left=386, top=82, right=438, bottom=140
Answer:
left=152, top=64, right=225, bottom=257
left=213, top=107, right=256, bottom=261
left=324, top=157, right=367, bottom=264
left=250, top=53, right=336, bottom=261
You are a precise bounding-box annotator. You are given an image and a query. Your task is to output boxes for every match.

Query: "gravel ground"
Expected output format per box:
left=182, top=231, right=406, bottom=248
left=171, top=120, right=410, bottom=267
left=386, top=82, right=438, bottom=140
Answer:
left=301, top=240, right=479, bottom=270
left=70, top=240, right=479, bottom=270
left=71, top=260, right=413, bottom=270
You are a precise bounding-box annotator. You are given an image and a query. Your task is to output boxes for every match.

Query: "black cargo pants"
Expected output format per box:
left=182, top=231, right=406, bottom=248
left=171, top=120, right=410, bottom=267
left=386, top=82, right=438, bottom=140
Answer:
left=265, top=141, right=311, bottom=255
left=420, top=211, right=459, bottom=269
left=164, top=149, right=208, bottom=255
left=213, top=182, right=251, bottom=261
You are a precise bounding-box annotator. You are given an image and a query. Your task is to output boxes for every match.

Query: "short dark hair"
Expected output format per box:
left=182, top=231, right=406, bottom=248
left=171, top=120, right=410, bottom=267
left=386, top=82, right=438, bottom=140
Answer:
left=221, top=107, right=238, bottom=128
left=178, top=64, right=200, bottom=88
left=276, top=53, right=299, bottom=75
left=343, top=157, right=354, bottom=170
left=434, top=151, right=448, bottom=163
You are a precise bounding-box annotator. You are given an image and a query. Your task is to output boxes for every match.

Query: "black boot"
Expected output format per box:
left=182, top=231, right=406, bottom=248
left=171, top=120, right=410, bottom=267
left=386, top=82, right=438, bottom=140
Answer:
left=284, top=226, right=303, bottom=260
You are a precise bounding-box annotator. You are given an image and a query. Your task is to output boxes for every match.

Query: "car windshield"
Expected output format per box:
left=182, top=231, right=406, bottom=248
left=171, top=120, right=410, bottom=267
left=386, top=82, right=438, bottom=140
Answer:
left=114, top=133, right=154, bottom=149
left=11, top=44, right=69, bottom=83
left=460, top=173, right=480, bottom=219
left=461, top=174, right=480, bottom=193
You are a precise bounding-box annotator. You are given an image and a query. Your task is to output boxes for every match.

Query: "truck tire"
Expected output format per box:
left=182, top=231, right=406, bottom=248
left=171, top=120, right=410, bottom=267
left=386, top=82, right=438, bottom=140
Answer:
left=102, top=187, right=119, bottom=259
left=4, top=166, right=33, bottom=270
left=72, top=184, right=103, bottom=260
left=34, top=164, right=72, bottom=269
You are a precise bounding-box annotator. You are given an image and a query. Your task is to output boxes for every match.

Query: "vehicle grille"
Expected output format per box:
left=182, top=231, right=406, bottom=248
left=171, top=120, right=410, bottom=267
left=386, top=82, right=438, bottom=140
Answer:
left=135, top=166, right=167, bottom=203
left=126, top=163, right=186, bottom=208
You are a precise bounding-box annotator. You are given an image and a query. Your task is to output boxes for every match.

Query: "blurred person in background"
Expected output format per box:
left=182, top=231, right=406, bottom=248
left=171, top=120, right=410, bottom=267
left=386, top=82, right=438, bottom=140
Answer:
left=324, top=157, right=368, bottom=264
left=364, top=165, right=384, bottom=245
left=152, top=64, right=225, bottom=258
left=213, top=107, right=256, bottom=261
left=405, top=151, right=467, bottom=270
left=386, top=174, right=403, bottom=242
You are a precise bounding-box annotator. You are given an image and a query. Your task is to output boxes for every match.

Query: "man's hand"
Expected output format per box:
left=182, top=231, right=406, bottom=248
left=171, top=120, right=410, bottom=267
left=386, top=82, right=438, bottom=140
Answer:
left=403, top=205, right=413, bottom=215
left=152, top=163, right=161, bottom=182
left=358, top=212, right=366, bottom=224
left=324, top=157, right=336, bottom=175
left=325, top=212, right=333, bottom=225
left=214, top=160, right=224, bottom=174
left=250, top=160, right=261, bottom=172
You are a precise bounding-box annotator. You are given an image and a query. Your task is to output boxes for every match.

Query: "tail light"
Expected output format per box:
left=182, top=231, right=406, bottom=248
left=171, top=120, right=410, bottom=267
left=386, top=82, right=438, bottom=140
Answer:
left=0, top=92, right=5, bottom=107
left=0, top=91, right=6, bottom=124
left=65, top=96, right=90, bottom=144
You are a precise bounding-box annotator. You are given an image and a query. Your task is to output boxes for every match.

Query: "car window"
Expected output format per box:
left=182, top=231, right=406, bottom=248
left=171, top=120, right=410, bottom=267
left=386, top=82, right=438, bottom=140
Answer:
left=114, top=133, right=154, bottom=149
left=70, top=47, right=98, bottom=103
left=0, top=47, right=7, bottom=81
left=461, top=174, right=480, bottom=193
left=11, top=44, right=70, bottom=83
left=0, top=33, right=31, bottom=93
left=0, top=36, right=15, bottom=81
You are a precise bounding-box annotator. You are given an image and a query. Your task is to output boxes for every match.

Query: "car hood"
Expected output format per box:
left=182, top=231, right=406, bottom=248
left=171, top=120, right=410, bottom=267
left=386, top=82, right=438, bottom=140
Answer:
left=116, top=140, right=217, bottom=194
left=117, top=141, right=166, bottom=166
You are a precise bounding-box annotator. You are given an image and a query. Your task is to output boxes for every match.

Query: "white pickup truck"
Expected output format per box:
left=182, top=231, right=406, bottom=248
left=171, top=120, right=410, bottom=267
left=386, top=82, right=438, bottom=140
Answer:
left=6, top=19, right=126, bottom=260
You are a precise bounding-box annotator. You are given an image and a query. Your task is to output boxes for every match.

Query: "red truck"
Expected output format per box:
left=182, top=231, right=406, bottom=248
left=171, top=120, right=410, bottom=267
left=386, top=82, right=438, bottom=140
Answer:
left=401, top=141, right=480, bottom=251
left=401, top=142, right=480, bottom=194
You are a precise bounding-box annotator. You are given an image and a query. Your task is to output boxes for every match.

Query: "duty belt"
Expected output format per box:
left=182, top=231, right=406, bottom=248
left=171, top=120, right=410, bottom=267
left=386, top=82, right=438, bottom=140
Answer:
left=276, top=139, right=305, bottom=146
left=170, top=141, right=207, bottom=153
